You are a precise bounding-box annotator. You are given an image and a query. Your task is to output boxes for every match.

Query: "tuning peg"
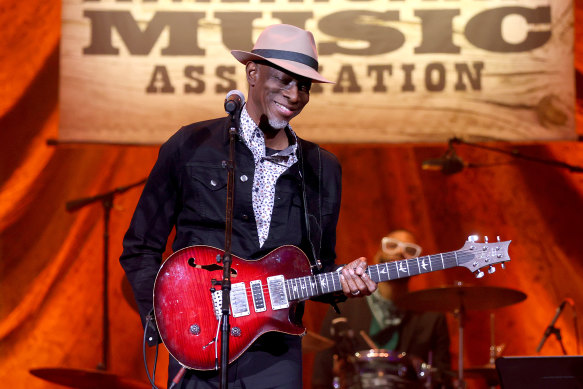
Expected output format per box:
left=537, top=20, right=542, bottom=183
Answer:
left=485, top=236, right=489, bottom=243
left=488, top=265, right=496, bottom=274
left=497, top=236, right=501, bottom=242
left=468, top=235, right=479, bottom=243
left=501, top=263, right=505, bottom=270
left=474, top=270, right=485, bottom=278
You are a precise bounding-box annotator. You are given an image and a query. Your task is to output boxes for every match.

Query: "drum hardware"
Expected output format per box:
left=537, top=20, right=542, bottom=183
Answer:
left=301, top=330, right=335, bottom=353
left=395, top=282, right=527, bottom=388
left=359, top=330, right=379, bottom=349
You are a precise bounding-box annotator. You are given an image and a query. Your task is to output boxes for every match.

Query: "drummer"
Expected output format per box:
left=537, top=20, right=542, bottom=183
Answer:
left=312, top=229, right=452, bottom=389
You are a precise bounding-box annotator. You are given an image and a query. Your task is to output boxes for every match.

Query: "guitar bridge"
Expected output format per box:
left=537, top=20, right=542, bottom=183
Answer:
left=211, top=282, right=251, bottom=320
left=212, top=290, right=223, bottom=320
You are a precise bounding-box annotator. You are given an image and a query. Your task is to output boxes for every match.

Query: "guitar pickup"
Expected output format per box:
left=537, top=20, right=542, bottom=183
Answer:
left=230, top=282, right=250, bottom=318
left=250, top=280, right=266, bottom=313
left=267, top=275, right=289, bottom=310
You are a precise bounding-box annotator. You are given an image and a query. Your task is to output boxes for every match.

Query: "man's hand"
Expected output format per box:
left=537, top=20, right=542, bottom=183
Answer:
left=339, top=257, right=377, bottom=298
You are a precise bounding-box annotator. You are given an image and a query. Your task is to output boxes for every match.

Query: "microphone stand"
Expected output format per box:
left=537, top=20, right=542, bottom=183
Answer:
left=450, top=137, right=583, bottom=173
left=536, top=301, right=568, bottom=355
left=219, top=109, right=239, bottom=389
left=65, top=177, right=148, bottom=371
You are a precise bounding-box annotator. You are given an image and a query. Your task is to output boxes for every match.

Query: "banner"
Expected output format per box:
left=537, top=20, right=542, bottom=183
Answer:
left=59, top=0, right=575, bottom=144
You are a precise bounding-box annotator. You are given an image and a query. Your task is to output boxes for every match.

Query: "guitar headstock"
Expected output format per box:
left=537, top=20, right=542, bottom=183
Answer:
left=457, top=235, right=511, bottom=278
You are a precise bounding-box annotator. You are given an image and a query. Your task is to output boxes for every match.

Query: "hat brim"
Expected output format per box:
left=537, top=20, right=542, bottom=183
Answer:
left=231, top=50, right=334, bottom=84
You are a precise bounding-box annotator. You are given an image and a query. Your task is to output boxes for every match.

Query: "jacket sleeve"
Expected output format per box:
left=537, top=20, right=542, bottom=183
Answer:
left=119, top=131, right=183, bottom=340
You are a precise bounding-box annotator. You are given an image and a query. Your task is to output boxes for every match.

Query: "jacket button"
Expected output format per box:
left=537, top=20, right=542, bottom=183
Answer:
left=242, top=214, right=249, bottom=220
left=210, top=179, right=217, bottom=187
left=240, top=175, right=248, bottom=182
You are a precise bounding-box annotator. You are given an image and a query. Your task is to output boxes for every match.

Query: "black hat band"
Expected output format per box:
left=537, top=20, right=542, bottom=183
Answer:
left=251, top=49, right=319, bottom=71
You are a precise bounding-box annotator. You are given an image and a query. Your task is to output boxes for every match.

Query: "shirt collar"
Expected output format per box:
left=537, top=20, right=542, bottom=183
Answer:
left=239, top=105, right=298, bottom=164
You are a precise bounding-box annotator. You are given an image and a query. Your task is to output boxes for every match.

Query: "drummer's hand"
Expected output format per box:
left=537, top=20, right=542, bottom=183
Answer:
left=340, top=257, right=377, bottom=298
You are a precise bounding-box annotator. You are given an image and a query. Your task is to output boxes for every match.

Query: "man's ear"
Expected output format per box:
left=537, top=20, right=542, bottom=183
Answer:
left=246, top=61, right=258, bottom=86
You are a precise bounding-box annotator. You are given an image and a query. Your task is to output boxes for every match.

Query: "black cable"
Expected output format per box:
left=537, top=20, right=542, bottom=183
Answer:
left=143, top=314, right=160, bottom=389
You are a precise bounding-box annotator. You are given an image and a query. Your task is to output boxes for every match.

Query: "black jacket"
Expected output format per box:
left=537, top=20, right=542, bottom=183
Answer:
left=120, top=116, right=343, bottom=335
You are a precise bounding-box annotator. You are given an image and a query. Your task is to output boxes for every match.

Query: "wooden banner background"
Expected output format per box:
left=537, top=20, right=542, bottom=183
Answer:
left=59, top=0, right=576, bottom=144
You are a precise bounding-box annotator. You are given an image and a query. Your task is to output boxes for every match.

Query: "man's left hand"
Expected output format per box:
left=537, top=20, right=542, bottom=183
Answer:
left=339, top=257, right=377, bottom=298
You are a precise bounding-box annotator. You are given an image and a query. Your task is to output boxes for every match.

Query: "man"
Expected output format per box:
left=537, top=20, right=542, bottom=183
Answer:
left=312, top=230, right=451, bottom=389
left=120, top=24, right=376, bottom=389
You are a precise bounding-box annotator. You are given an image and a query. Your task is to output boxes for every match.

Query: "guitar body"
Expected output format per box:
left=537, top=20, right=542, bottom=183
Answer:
left=153, top=245, right=312, bottom=370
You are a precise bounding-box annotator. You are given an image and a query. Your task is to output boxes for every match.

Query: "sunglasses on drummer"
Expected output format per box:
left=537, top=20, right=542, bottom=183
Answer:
left=381, top=237, right=422, bottom=259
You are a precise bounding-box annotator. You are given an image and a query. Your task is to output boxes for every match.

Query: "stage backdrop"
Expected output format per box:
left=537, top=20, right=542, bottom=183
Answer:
left=60, top=0, right=576, bottom=144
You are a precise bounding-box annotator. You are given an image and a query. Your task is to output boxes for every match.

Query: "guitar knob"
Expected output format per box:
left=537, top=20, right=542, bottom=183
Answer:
left=190, top=324, right=201, bottom=335
left=231, top=327, right=242, bottom=337
left=474, top=270, right=485, bottom=279
left=488, top=265, right=496, bottom=274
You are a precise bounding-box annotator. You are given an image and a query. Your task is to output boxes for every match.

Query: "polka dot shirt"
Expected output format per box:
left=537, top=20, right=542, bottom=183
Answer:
left=239, top=106, right=298, bottom=247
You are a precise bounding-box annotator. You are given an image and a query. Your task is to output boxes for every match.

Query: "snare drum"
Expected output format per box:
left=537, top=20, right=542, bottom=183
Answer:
left=351, top=349, right=423, bottom=389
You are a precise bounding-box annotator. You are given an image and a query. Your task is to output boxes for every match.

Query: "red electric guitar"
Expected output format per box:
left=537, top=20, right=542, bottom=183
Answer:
left=153, top=236, right=511, bottom=370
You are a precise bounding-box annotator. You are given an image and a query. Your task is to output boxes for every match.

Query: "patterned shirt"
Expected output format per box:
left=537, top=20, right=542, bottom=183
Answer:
left=238, top=106, right=298, bottom=247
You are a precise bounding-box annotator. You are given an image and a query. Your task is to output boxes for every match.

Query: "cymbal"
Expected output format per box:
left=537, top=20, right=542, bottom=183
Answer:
left=302, top=331, right=334, bottom=353
left=30, top=367, right=152, bottom=389
left=395, top=285, right=527, bottom=312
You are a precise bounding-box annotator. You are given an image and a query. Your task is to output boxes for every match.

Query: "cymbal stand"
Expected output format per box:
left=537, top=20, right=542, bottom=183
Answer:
left=454, top=303, right=466, bottom=389
left=488, top=313, right=497, bottom=389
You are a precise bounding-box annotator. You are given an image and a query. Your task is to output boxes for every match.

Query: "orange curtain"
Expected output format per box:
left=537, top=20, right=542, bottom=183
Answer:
left=1, top=1, right=583, bottom=388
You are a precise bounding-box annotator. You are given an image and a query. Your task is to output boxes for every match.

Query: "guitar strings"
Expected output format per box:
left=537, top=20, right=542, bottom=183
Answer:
left=220, top=247, right=503, bottom=297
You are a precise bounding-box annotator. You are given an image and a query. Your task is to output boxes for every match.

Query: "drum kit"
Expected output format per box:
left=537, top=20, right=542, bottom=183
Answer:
left=308, top=283, right=527, bottom=389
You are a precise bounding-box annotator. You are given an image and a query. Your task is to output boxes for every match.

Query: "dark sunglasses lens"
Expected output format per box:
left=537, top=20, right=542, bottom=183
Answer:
left=404, top=246, right=418, bottom=257
left=385, top=241, right=399, bottom=250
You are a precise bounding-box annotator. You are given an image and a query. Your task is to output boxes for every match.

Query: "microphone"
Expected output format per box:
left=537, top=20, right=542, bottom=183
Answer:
left=330, top=317, right=353, bottom=339
left=536, top=300, right=568, bottom=353
left=330, top=317, right=356, bottom=357
left=224, top=90, right=245, bottom=114
left=422, top=151, right=466, bottom=175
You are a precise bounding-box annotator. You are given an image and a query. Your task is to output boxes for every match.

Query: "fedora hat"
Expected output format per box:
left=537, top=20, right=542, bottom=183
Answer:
left=231, top=24, right=334, bottom=84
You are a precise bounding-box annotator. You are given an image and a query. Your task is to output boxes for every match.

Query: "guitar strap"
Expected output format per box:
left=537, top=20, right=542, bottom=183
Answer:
left=297, top=138, right=323, bottom=272
left=298, top=139, right=344, bottom=313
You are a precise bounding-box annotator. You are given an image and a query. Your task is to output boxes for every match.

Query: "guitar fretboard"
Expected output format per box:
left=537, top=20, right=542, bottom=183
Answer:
left=283, top=249, right=474, bottom=301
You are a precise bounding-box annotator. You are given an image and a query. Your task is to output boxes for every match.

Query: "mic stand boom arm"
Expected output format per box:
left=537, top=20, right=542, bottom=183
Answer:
left=450, top=138, right=583, bottom=173
left=536, top=301, right=568, bottom=355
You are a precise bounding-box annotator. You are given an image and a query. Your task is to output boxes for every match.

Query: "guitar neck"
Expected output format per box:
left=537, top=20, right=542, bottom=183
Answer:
left=284, top=249, right=473, bottom=301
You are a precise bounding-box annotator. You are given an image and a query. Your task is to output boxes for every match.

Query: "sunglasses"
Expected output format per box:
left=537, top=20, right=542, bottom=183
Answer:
left=381, top=237, right=422, bottom=259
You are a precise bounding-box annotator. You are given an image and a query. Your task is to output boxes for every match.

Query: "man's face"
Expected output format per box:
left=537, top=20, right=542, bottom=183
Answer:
left=246, top=62, right=311, bottom=131
left=377, top=230, right=421, bottom=263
